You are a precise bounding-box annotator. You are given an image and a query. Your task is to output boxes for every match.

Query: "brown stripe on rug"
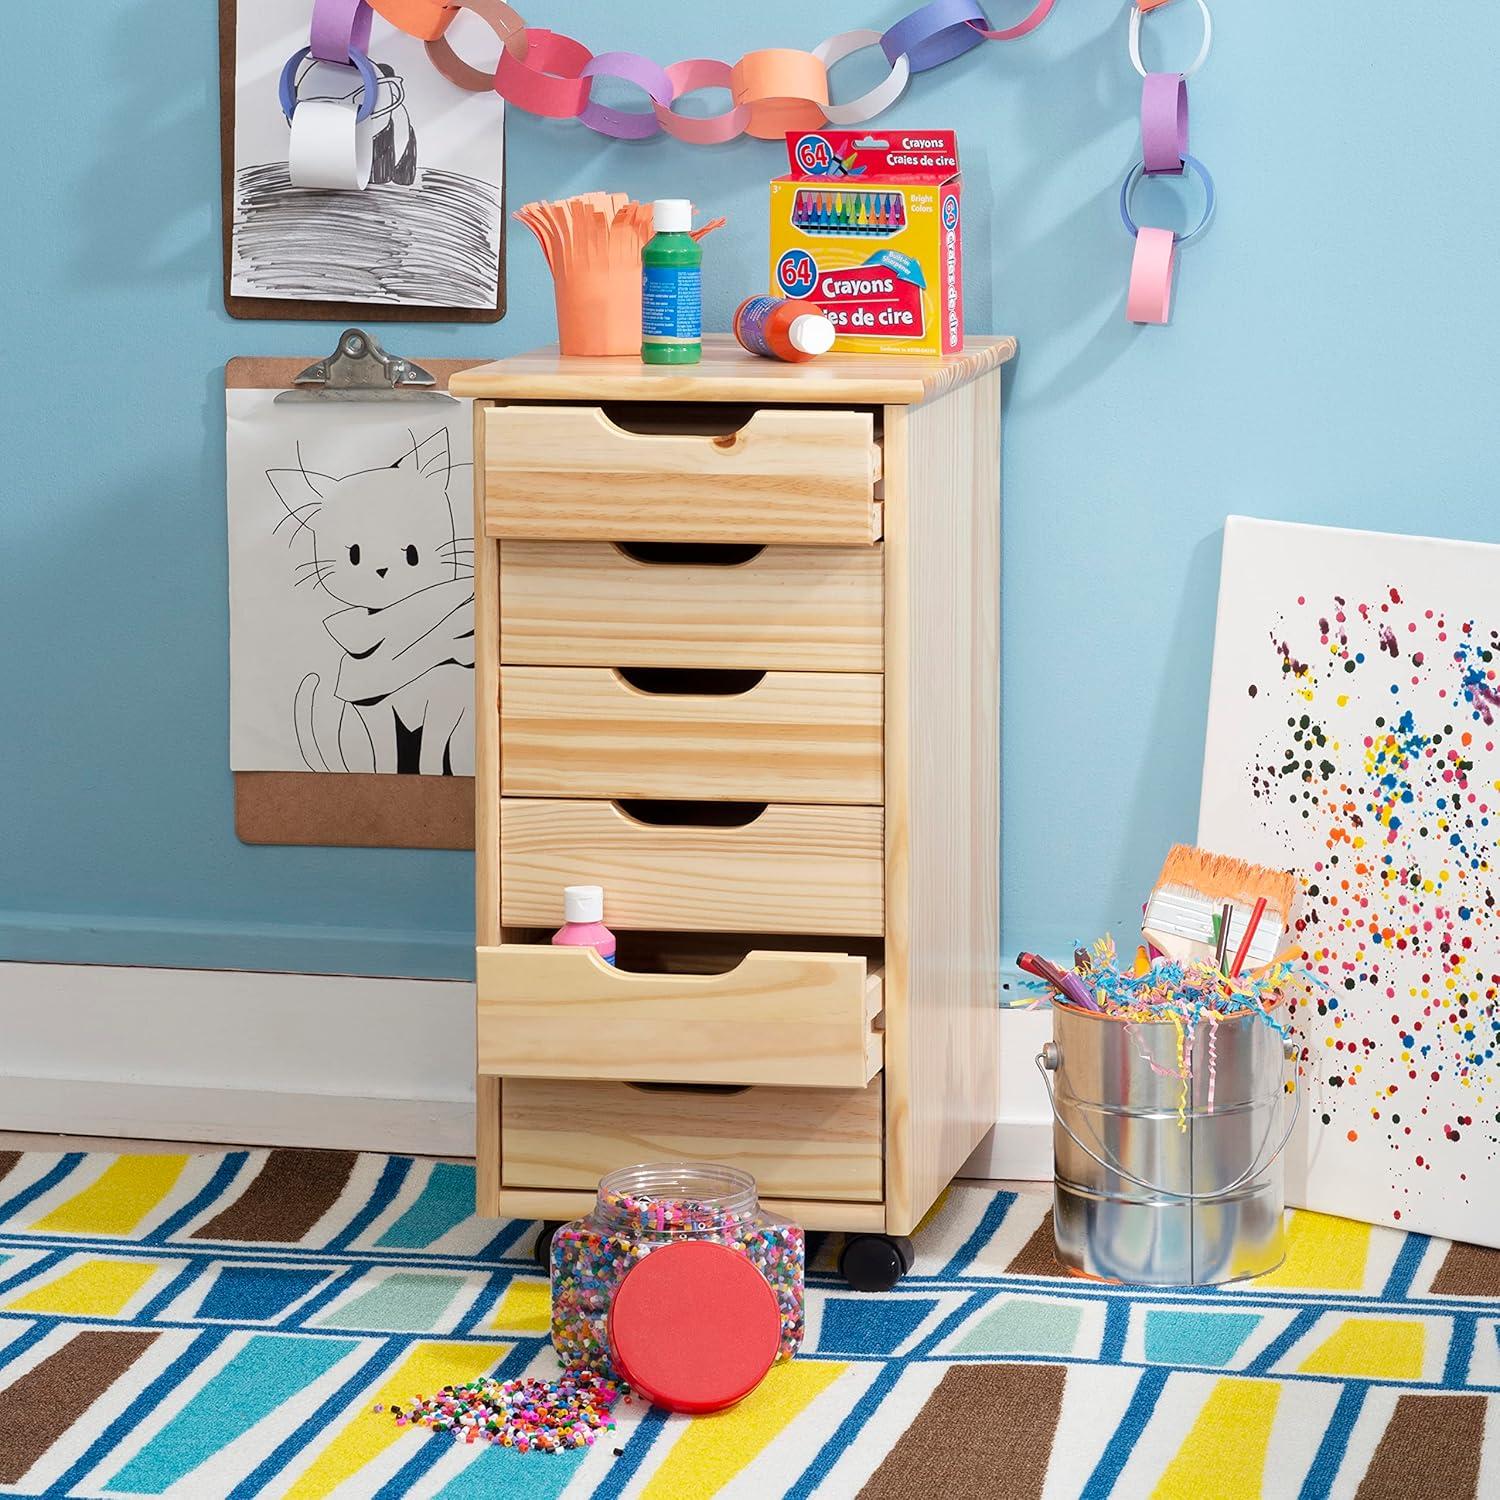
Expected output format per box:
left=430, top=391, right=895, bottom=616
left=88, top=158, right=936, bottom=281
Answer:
left=0, top=1151, right=22, bottom=1186
left=1429, top=1240, right=1500, bottom=1299
left=191, top=1149, right=358, bottom=1242
left=1354, top=1393, right=1487, bottom=1500
left=0, top=1329, right=159, bottom=1484
left=859, top=1363, right=1067, bottom=1500
left=1007, top=1210, right=1068, bottom=1278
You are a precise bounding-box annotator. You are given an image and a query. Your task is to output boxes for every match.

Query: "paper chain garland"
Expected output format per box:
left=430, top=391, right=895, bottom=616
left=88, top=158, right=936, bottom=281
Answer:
left=281, top=0, right=1058, bottom=149
left=1121, top=0, right=1215, bottom=324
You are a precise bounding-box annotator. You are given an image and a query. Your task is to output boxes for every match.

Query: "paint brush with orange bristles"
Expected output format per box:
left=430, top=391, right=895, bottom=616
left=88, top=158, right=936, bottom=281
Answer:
left=1141, top=845, right=1298, bottom=975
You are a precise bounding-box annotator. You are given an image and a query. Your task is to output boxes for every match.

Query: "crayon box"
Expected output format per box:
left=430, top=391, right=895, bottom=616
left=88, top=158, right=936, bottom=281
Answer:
left=769, top=130, right=963, bottom=356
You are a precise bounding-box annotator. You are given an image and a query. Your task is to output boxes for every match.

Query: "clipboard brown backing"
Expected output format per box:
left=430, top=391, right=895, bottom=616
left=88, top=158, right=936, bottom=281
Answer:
left=228, top=356, right=481, bottom=849
left=219, top=1, right=506, bottom=324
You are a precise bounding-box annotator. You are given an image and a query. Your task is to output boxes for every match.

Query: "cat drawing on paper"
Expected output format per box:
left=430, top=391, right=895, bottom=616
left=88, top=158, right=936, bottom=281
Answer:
left=269, top=428, right=474, bottom=776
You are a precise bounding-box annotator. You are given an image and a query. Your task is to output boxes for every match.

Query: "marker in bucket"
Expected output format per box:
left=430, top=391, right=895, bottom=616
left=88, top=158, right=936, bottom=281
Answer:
left=1017, top=951, right=1102, bottom=1012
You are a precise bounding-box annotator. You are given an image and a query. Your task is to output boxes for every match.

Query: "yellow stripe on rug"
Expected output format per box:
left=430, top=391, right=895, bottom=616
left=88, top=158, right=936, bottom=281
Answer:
left=1151, top=1378, right=1280, bottom=1500
left=487, top=1277, right=551, bottom=1334
left=1253, top=1211, right=1371, bottom=1291
left=32, top=1156, right=189, bottom=1236
left=1298, top=1319, right=1425, bottom=1380
left=282, top=1341, right=508, bottom=1500
left=5, top=1258, right=160, bottom=1317
left=640, top=1360, right=846, bottom=1499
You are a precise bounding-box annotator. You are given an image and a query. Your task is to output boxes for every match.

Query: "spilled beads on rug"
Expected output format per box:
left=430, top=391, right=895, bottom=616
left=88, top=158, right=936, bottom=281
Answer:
left=384, top=1369, right=625, bottom=1452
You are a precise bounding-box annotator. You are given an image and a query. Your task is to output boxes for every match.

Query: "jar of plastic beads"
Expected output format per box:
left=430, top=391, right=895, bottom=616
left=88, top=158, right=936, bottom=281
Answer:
left=550, top=1162, right=804, bottom=1374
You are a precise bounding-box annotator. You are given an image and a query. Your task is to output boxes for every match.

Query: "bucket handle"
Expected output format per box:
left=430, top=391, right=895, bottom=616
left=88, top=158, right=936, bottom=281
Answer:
left=1034, top=1040, right=1300, bottom=1204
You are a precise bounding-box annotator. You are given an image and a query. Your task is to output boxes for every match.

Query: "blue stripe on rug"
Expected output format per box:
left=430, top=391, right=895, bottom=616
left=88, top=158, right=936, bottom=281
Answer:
left=148, top=1153, right=251, bottom=1244
left=1247, top=1306, right=1321, bottom=1375
left=327, top=1157, right=413, bottom=1251
left=1444, top=1314, right=1478, bottom=1388
left=0, top=1153, right=85, bottom=1224
left=375, top=1163, right=476, bottom=1250
left=477, top=1217, right=534, bottom=1262
left=941, top=1191, right=1017, bottom=1276
left=1297, top=1383, right=1366, bottom=1500
left=1381, top=1231, right=1431, bottom=1301
left=1081, top=1365, right=1169, bottom=1499
left=588, top=1405, right=667, bottom=1500
left=786, top=1360, right=905, bottom=1498
left=1100, top=1297, right=1130, bottom=1363
left=135, top=1259, right=210, bottom=1323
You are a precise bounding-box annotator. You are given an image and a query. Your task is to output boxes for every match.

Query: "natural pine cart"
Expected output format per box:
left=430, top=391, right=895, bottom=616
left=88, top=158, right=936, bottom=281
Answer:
left=451, top=336, right=1013, bottom=1290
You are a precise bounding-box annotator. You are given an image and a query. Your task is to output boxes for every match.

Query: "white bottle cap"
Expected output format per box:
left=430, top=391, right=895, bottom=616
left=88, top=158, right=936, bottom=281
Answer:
left=652, top=198, right=692, bottom=234
left=564, top=884, right=604, bottom=923
left=788, top=312, right=836, bottom=355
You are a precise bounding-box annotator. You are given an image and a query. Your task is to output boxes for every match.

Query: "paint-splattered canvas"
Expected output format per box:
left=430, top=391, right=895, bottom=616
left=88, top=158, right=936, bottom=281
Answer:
left=1200, top=517, right=1499, bottom=1247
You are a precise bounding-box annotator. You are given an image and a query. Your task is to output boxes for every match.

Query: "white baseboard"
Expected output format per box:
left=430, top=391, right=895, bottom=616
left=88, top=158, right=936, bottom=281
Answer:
left=0, top=962, right=475, bottom=1156
left=0, top=961, right=1056, bottom=1174
left=959, top=1006, right=1056, bottom=1182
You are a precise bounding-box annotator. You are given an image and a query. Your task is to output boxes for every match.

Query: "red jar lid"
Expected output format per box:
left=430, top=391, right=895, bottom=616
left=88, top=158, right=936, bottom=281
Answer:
left=607, top=1240, right=781, bottom=1413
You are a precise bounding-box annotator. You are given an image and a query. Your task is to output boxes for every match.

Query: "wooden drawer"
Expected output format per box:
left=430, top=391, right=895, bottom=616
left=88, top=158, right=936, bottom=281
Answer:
left=499, top=667, right=884, bottom=804
left=499, top=541, right=884, bottom=672
left=502, top=1078, right=884, bottom=1203
left=483, top=405, right=882, bottom=546
left=476, top=945, right=883, bottom=1089
left=499, top=798, right=883, bottom=935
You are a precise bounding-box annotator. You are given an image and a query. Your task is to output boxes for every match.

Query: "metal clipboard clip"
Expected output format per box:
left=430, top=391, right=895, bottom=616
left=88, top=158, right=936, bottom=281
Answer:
left=274, top=328, right=457, bottom=405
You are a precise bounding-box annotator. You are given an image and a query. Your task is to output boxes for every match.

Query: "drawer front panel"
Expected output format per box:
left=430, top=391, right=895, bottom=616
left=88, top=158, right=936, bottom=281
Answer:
left=499, top=799, right=883, bottom=935
left=499, top=667, right=884, bottom=804
left=483, top=406, right=882, bottom=546
left=499, top=542, right=884, bottom=672
left=476, top=944, right=883, bottom=1089
left=502, top=1078, right=884, bottom=1203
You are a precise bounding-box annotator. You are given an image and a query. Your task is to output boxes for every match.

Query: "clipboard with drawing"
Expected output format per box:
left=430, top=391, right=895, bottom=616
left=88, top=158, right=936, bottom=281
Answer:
left=226, top=331, right=483, bottom=849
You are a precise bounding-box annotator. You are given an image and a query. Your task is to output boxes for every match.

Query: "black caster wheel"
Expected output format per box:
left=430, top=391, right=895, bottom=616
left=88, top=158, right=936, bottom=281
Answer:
left=532, top=1219, right=566, bottom=1270
left=839, top=1233, right=916, bottom=1292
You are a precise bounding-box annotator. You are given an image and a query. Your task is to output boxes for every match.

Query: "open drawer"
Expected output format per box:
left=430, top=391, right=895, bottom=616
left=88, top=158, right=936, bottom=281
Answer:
left=499, top=666, right=884, bottom=804
left=476, top=944, right=883, bottom=1089
left=483, top=405, right=882, bottom=546
left=499, top=798, right=883, bottom=935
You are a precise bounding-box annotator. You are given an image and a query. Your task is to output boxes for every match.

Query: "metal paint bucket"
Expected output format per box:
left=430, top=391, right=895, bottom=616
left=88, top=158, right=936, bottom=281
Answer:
left=1038, top=1003, right=1298, bottom=1285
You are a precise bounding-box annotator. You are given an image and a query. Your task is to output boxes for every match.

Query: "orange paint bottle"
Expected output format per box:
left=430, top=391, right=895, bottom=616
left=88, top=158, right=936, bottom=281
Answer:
left=732, top=295, right=836, bottom=363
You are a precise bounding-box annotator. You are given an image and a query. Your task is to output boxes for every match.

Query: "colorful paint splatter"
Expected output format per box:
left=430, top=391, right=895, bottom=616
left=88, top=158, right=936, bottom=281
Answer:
left=1242, top=587, right=1499, bottom=1217
left=1199, top=520, right=1500, bottom=1245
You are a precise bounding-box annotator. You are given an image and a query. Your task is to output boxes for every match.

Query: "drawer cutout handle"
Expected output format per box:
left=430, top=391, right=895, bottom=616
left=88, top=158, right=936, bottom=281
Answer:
left=614, top=667, right=766, bottom=697
left=624, top=1081, right=753, bottom=1097
left=616, top=800, right=768, bottom=829
left=614, top=542, right=765, bottom=568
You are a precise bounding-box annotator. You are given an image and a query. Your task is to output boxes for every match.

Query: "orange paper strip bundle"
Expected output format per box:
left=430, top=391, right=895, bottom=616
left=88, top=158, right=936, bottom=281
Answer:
left=514, top=194, right=657, bottom=357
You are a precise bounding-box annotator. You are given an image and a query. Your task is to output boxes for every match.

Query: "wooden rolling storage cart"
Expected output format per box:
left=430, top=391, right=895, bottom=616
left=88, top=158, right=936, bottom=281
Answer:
left=451, top=336, right=1014, bottom=1290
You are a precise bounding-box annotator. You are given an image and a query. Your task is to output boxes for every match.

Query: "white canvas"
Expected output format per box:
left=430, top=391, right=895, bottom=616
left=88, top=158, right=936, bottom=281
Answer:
left=231, top=1, right=504, bottom=307
left=1199, top=516, right=1500, bottom=1246
left=227, top=389, right=475, bottom=777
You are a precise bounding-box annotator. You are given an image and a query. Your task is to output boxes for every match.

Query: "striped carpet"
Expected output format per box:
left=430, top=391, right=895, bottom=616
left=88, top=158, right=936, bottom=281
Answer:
left=0, top=1150, right=1496, bottom=1498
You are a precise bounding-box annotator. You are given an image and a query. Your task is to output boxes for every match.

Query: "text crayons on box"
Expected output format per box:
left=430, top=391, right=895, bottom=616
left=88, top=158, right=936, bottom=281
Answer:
left=771, top=130, right=963, bottom=355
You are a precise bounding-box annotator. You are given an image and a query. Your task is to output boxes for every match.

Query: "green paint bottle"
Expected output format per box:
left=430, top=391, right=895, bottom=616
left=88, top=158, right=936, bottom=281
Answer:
left=641, top=199, right=702, bottom=365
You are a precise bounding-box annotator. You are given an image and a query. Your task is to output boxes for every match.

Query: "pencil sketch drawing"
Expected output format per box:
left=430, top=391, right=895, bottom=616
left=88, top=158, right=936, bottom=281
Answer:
left=230, top=2, right=504, bottom=309
left=268, top=428, right=475, bottom=776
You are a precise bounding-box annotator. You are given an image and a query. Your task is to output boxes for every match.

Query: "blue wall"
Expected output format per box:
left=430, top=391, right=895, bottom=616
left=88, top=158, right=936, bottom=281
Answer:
left=4, top=3, right=1497, bottom=979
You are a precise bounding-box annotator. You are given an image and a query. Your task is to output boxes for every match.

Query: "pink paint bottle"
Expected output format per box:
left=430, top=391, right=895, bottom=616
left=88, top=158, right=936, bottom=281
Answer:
left=552, top=885, right=616, bottom=965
